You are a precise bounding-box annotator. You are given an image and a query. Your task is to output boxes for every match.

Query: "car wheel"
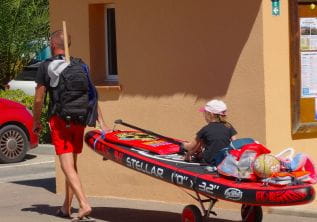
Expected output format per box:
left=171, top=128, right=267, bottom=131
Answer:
left=0, top=125, right=28, bottom=163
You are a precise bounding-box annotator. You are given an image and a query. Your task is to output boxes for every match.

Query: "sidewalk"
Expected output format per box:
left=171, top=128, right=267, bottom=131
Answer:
left=1, top=177, right=317, bottom=222
left=268, top=203, right=317, bottom=218
left=0, top=179, right=222, bottom=222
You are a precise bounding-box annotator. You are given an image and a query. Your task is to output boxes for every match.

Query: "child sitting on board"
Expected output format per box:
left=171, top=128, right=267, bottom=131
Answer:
left=182, top=99, right=237, bottom=165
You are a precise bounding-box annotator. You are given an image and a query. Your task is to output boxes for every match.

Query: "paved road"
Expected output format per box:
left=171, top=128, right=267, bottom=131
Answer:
left=0, top=145, right=55, bottom=183
left=0, top=145, right=316, bottom=221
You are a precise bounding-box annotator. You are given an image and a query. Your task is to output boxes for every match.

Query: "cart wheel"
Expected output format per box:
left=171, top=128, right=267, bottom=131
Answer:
left=182, top=205, right=203, bottom=222
left=241, top=204, right=263, bottom=222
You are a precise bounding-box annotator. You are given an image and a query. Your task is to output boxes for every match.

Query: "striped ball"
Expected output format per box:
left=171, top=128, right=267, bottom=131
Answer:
left=253, top=154, right=281, bottom=178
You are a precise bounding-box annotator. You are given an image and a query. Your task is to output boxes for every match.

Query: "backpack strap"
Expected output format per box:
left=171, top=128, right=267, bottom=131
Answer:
left=81, top=63, right=99, bottom=127
left=81, top=63, right=98, bottom=102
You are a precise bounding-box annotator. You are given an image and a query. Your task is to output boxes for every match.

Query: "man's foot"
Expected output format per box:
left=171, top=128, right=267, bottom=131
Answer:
left=77, top=205, right=92, bottom=220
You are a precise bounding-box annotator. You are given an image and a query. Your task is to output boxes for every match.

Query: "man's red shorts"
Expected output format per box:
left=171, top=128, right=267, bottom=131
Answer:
left=49, top=115, right=85, bottom=155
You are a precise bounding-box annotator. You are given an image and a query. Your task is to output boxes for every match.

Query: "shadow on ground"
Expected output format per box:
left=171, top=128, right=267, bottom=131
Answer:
left=90, top=206, right=239, bottom=222
left=12, top=177, right=56, bottom=193
left=21, top=204, right=63, bottom=218
left=21, top=204, right=239, bottom=222
left=24, top=154, right=37, bottom=160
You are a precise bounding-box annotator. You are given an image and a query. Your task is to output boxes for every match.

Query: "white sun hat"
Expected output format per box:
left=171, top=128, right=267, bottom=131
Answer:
left=199, top=99, right=227, bottom=115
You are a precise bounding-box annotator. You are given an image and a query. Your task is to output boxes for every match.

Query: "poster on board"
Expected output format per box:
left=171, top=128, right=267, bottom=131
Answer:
left=300, top=18, right=317, bottom=98
left=300, top=18, right=317, bottom=51
left=301, top=52, right=317, bottom=98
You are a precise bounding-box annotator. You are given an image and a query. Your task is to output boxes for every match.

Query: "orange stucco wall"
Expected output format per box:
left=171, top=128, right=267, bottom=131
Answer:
left=49, top=0, right=316, bottom=209
left=50, top=0, right=264, bottom=207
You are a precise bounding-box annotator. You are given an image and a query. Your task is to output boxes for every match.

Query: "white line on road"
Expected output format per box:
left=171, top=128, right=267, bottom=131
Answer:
left=0, top=160, right=55, bottom=169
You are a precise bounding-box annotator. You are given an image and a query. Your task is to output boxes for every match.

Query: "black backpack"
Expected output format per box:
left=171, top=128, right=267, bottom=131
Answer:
left=49, top=58, right=93, bottom=126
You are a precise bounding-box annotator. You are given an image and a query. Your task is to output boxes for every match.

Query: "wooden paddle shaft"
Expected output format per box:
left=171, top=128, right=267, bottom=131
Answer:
left=62, top=21, right=70, bottom=64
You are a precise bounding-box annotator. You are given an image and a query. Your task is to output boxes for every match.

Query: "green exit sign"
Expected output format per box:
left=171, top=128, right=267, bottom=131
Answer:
left=272, top=0, right=280, bottom=16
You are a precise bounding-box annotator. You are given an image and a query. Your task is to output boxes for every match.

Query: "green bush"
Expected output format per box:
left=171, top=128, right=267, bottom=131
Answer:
left=0, top=89, right=51, bottom=144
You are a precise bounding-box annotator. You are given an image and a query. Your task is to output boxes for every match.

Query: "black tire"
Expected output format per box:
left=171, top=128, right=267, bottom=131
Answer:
left=241, top=204, right=263, bottom=222
left=0, top=125, right=28, bottom=163
left=182, top=205, right=203, bottom=222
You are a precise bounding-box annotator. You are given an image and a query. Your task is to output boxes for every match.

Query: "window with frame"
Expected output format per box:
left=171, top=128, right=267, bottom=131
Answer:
left=290, top=0, right=317, bottom=139
left=104, top=4, right=118, bottom=83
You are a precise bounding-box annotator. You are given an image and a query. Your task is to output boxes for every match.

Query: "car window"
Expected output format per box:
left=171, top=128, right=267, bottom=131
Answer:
left=15, top=69, right=37, bottom=81
left=14, top=62, right=40, bottom=81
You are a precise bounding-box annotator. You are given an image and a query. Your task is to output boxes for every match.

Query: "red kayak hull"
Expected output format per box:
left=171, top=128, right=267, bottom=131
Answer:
left=85, top=130, right=316, bottom=206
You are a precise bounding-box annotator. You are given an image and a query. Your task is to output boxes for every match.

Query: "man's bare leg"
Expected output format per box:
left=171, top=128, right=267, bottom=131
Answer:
left=61, top=154, right=77, bottom=215
left=59, top=153, right=91, bottom=217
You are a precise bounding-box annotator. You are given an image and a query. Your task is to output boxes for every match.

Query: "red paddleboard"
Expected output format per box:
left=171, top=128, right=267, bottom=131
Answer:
left=85, top=120, right=317, bottom=221
left=85, top=130, right=316, bottom=207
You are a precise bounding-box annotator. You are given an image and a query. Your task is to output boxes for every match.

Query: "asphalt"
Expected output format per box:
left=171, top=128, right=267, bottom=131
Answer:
left=1, top=179, right=317, bottom=222
left=0, top=145, right=317, bottom=222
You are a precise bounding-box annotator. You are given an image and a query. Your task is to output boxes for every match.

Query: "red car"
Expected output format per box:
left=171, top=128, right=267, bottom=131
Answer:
left=0, top=98, right=39, bottom=163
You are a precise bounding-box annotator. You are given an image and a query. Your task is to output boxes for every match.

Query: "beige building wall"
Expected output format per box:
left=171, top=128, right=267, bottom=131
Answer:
left=49, top=0, right=316, bottom=208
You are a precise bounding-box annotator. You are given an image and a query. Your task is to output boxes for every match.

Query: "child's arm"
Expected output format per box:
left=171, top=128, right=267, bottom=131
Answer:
left=183, top=137, right=202, bottom=154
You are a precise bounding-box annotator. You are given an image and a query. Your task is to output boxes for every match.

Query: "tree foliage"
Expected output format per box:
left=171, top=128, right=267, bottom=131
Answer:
left=0, top=0, right=49, bottom=87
